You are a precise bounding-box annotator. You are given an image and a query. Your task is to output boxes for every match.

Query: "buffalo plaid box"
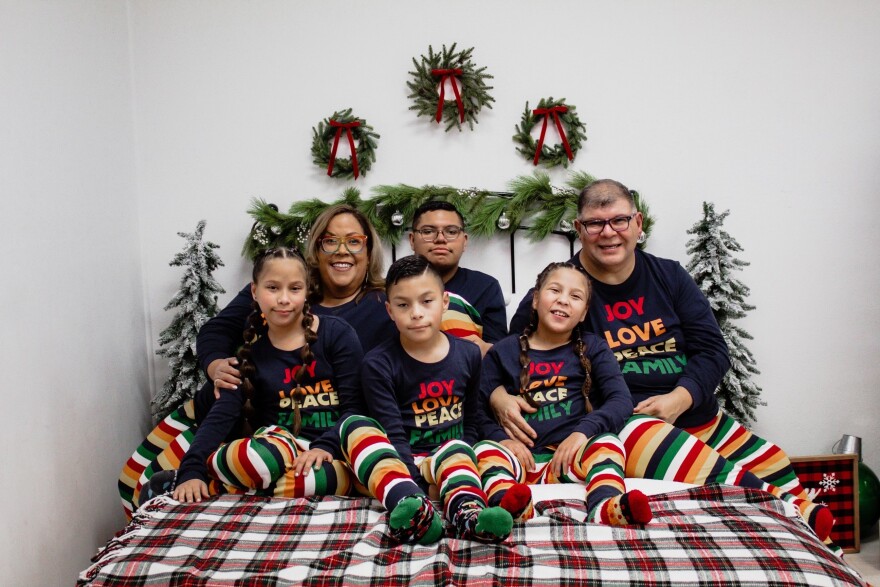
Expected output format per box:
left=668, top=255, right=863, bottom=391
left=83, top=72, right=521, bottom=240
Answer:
left=791, top=453, right=860, bottom=552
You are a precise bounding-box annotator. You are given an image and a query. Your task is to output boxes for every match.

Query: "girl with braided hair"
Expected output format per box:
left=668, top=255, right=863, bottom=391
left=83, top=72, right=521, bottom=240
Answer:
left=475, top=262, right=653, bottom=526
left=172, top=247, right=365, bottom=503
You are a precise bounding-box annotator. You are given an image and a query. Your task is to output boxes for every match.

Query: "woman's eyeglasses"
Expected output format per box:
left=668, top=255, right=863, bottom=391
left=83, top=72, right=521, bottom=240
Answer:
left=319, top=234, right=368, bottom=254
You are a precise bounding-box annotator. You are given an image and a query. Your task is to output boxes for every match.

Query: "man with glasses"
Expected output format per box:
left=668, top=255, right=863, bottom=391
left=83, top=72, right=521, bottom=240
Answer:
left=495, top=181, right=829, bottom=538
left=409, top=201, right=508, bottom=356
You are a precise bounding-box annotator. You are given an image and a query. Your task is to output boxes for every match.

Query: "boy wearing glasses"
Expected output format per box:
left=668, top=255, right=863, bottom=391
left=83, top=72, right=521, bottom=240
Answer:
left=409, top=201, right=508, bottom=356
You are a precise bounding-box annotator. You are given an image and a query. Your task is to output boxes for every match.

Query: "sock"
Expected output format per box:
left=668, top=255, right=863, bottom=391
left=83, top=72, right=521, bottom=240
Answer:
left=388, top=494, right=444, bottom=545
left=454, top=503, right=513, bottom=543
left=805, top=503, right=833, bottom=542
left=499, top=483, right=534, bottom=521
left=592, top=490, right=653, bottom=526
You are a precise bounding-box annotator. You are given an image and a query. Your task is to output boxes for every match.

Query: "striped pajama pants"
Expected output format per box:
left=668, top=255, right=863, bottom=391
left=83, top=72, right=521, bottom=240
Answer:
left=118, top=400, right=199, bottom=520
left=474, top=434, right=627, bottom=513
left=622, top=413, right=815, bottom=515
left=341, top=415, right=489, bottom=519
left=207, top=424, right=356, bottom=498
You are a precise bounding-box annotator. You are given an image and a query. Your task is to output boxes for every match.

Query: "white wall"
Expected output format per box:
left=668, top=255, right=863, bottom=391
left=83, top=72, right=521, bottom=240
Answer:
left=3, top=1, right=879, bottom=582
left=0, top=2, right=148, bottom=585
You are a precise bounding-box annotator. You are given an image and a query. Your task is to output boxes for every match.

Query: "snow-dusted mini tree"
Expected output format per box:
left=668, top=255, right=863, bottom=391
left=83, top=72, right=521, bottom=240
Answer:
left=686, top=202, right=765, bottom=426
left=152, top=220, right=225, bottom=420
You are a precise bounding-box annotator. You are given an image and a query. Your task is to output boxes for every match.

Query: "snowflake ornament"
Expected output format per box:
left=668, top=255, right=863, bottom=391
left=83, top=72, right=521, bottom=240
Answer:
left=819, top=472, right=840, bottom=492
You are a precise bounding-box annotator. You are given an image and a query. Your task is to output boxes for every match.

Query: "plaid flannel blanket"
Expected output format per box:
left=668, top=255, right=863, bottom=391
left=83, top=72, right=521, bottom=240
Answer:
left=79, top=485, right=866, bottom=586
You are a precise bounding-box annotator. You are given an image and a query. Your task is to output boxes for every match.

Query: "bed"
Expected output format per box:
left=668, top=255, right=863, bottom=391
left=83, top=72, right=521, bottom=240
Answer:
left=80, top=480, right=867, bottom=586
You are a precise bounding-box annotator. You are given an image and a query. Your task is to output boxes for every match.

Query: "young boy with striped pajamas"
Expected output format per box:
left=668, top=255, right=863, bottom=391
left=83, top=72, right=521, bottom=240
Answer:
left=341, top=255, right=513, bottom=545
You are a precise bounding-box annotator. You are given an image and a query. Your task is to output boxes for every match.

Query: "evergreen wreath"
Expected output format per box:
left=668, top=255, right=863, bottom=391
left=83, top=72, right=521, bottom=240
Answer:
left=242, top=172, right=655, bottom=257
left=407, top=43, right=494, bottom=132
left=310, top=108, right=379, bottom=180
left=513, top=97, right=587, bottom=168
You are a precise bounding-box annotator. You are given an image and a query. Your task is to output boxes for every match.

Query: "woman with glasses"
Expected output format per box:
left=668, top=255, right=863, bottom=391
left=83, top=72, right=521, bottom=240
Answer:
left=497, top=179, right=832, bottom=542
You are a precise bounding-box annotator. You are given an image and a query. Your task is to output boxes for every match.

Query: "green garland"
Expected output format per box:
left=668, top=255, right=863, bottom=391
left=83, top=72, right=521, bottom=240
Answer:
left=407, top=43, right=494, bottom=132
left=310, top=109, right=379, bottom=179
left=241, top=173, right=655, bottom=261
left=512, top=97, right=587, bottom=168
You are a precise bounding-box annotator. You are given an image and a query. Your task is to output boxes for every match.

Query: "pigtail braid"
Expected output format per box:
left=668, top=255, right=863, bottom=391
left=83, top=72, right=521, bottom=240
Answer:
left=519, top=309, right=541, bottom=409
left=289, top=301, right=318, bottom=437
left=234, top=300, right=267, bottom=433
left=573, top=327, right=593, bottom=414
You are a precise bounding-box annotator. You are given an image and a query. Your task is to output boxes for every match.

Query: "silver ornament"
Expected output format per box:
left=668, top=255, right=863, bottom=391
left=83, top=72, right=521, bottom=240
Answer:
left=497, top=211, right=511, bottom=230
left=559, top=219, right=572, bottom=232
left=391, top=210, right=404, bottom=226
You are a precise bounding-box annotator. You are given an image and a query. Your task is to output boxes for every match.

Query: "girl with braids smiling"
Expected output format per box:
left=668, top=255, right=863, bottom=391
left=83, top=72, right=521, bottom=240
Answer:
left=172, top=247, right=365, bottom=503
left=475, top=262, right=653, bottom=527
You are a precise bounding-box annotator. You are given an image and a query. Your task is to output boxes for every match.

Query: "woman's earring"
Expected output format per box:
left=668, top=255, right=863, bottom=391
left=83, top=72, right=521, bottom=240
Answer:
left=637, top=231, right=647, bottom=244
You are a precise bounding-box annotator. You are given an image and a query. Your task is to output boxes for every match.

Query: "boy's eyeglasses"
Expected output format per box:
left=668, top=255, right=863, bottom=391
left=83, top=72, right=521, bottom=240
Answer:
left=576, top=213, right=637, bottom=235
left=319, top=235, right=368, bottom=254
left=412, top=225, right=464, bottom=242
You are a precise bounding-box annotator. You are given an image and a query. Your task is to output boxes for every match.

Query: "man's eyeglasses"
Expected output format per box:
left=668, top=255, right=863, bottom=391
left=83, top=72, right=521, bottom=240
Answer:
left=577, top=213, right=637, bottom=235
left=319, top=234, right=368, bottom=254
left=412, top=225, right=464, bottom=242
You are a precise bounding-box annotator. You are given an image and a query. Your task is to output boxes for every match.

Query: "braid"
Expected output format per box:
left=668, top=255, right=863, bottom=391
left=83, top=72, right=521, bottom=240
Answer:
left=290, top=301, right=318, bottom=436
left=518, top=328, right=540, bottom=410
left=518, top=307, right=541, bottom=409
left=235, top=300, right=267, bottom=432
left=573, top=327, right=593, bottom=414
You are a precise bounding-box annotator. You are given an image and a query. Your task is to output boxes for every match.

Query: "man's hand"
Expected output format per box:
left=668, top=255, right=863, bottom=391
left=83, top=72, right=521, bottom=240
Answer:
left=633, top=386, right=693, bottom=424
left=490, top=386, right=538, bottom=447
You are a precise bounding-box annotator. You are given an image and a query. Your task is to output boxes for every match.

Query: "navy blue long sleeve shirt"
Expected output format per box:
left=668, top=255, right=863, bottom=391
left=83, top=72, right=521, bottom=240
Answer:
left=179, top=315, right=364, bottom=485
left=360, top=333, right=484, bottom=485
left=480, top=332, right=632, bottom=448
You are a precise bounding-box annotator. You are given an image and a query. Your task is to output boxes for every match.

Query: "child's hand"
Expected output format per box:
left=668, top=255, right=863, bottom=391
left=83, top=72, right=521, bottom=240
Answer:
left=173, top=478, right=210, bottom=503
left=209, top=357, right=242, bottom=399
left=500, top=439, right=536, bottom=472
left=292, top=448, right=333, bottom=477
left=549, top=432, right=588, bottom=480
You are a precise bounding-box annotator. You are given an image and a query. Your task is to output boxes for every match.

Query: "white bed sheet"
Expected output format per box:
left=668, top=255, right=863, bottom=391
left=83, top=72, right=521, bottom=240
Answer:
left=529, top=478, right=695, bottom=503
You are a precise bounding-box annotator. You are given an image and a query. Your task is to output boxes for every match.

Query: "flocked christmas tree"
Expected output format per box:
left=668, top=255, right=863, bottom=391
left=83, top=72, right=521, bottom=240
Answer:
left=686, top=202, right=765, bottom=425
left=152, top=220, right=225, bottom=421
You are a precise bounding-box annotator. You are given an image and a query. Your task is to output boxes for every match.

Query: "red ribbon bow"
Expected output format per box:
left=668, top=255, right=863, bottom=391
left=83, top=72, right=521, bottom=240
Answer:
left=431, top=68, right=465, bottom=124
left=327, top=119, right=361, bottom=179
left=532, top=105, right=573, bottom=165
